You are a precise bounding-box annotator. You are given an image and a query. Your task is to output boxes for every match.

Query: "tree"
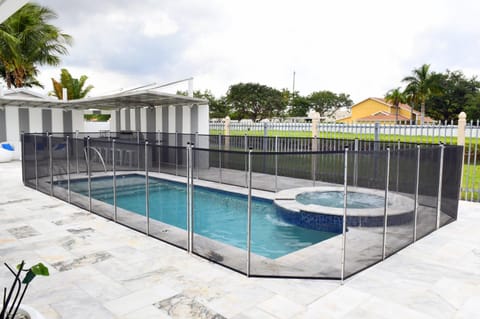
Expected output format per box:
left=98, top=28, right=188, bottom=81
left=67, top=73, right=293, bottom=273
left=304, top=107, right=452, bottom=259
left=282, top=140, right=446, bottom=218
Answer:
left=307, top=91, right=353, bottom=117
left=465, top=93, right=480, bottom=120
left=288, top=95, right=311, bottom=117
left=402, top=64, right=441, bottom=124
left=384, top=87, right=407, bottom=124
left=51, top=68, right=93, bottom=100
left=176, top=89, right=230, bottom=119
left=425, top=70, right=480, bottom=121
left=226, top=83, right=286, bottom=121
left=0, top=3, right=72, bottom=88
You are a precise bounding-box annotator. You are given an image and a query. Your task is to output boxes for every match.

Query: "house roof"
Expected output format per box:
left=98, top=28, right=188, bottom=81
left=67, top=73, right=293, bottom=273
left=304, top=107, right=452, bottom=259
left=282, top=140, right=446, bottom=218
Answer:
left=0, top=88, right=207, bottom=110
left=0, top=0, right=28, bottom=23
left=356, top=113, right=411, bottom=122
left=369, top=97, right=419, bottom=114
left=352, top=97, right=435, bottom=123
left=2, top=88, right=56, bottom=100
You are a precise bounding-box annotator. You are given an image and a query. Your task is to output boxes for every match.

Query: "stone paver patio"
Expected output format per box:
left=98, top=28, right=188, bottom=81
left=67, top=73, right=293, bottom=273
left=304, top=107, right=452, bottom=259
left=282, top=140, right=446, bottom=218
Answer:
left=0, top=161, right=479, bottom=318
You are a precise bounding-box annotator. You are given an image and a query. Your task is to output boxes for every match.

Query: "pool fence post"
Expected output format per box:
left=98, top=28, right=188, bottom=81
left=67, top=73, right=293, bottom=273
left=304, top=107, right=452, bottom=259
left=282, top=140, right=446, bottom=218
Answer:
left=247, top=148, right=253, bottom=277
left=113, top=139, right=117, bottom=223
left=195, top=132, right=199, bottom=180
left=137, top=130, right=140, bottom=171
left=175, top=132, right=178, bottom=176
left=382, top=147, right=391, bottom=260
left=396, top=140, right=400, bottom=192
left=436, top=144, right=445, bottom=229
left=244, top=134, right=248, bottom=187
left=75, top=130, right=79, bottom=174
left=21, top=132, right=25, bottom=184
left=158, top=137, right=162, bottom=174
left=354, top=139, right=358, bottom=186
left=49, top=134, right=53, bottom=196
left=312, top=135, right=317, bottom=187
left=186, top=143, right=191, bottom=252
left=218, top=134, right=222, bottom=183
left=145, top=141, right=150, bottom=236
left=275, top=135, right=278, bottom=192
left=189, top=142, right=195, bottom=251
left=34, top=134, right=38, bottom=190
left=374, top=122, right=380, bottom=151
left=341, top=146, right=348, bottom=283
left=413, top=145, right=420, bottom=242
left=66, top=136, right=71, bottom=203
left=87, top=137, right=91, bottom=212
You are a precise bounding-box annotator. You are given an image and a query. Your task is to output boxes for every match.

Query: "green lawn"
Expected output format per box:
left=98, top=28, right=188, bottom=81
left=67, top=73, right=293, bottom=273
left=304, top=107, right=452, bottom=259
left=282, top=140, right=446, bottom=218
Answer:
left=462, top=164, right=480, bottom=201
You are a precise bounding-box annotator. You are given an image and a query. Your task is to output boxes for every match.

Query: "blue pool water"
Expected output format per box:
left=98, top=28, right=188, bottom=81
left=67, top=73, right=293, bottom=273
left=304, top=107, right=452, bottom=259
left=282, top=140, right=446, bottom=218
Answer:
left=64, top=175, right=337, bottom=258
left=296, top=191, right=384, bottom=209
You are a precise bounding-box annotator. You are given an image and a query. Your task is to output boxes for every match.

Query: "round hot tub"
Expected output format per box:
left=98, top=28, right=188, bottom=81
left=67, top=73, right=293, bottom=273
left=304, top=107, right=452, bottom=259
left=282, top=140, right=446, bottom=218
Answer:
left=274, top=186, right=414, bottom=233
left=296, top=191, right=384, bottom=209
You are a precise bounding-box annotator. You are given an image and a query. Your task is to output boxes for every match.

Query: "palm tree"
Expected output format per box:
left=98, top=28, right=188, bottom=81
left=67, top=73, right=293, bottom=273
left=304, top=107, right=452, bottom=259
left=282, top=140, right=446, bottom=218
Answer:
left=385, top=87, right=406, bottom=124
left=402, top=64, right=441, bottom=124
left=0, top=3, right=72, bottom=88
left=51, top=68, right=94, bottom=100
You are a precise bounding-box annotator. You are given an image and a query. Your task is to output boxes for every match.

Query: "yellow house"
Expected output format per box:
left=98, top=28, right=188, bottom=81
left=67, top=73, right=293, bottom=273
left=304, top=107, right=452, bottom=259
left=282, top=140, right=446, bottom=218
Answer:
left=337, top=97, right=434, bottom=124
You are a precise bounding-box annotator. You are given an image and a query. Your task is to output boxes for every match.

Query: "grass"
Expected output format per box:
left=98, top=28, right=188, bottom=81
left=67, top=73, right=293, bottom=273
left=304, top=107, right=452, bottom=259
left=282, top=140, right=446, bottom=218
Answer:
left=462, top=164, right=480, bottom=201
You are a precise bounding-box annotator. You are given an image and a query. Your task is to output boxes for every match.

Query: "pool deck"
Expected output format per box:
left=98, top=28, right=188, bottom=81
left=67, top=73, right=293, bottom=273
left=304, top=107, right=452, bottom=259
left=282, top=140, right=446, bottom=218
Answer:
left=1, top=161, right=479, bottom=318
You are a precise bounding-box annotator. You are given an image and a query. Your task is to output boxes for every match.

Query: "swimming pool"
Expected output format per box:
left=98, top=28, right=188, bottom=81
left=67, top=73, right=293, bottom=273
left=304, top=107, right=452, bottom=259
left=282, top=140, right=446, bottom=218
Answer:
left=61, top=174, right=337, bottom=258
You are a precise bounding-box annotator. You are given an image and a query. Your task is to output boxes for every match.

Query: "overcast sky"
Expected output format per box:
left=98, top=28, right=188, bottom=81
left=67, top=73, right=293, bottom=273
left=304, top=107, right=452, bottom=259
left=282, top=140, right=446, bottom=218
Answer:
left=31, top=0, right=480, bottom=102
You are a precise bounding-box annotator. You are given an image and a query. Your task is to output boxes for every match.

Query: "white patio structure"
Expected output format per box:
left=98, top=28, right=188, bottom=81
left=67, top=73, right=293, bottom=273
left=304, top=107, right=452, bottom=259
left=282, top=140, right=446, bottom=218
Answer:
left=0, top=0, right=28, bottom=23
left=0, top=87, right=209, bottom=157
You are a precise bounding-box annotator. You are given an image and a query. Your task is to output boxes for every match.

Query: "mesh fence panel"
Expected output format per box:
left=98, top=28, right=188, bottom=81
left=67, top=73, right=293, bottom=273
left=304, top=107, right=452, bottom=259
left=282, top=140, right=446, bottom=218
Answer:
left=416, top=146, right=440, bottom=239
left=114, top=142, right=147, bottom=233
left=51, top=136, right=69, bottom=202
left=192, top=182, right=248, bottom=274
left=155, top=145, right=184, bottom=176
left=250, top=152, right=343, bottom=278
left=385, top=148, right=416, bottom=257
left=23, top=134, right=36, bottom=188
left=344, top=150, right=386, bottom=278
left=89, top=139, right=115, bottom=220
left=147, top=144, right=188, bottom=249
left=440, top=146, right=463, bottom=226
left=196, top=149, right=248, bottom=188
left=69, top=137, right=89, bottom=211
left=176, top=147, right=188, bottom=178
left=35, top=134, right=51, bottom=195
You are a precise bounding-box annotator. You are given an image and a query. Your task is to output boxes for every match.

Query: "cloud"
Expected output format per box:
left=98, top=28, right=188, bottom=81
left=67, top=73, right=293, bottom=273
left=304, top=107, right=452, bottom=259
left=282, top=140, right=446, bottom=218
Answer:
left=32, top=0, right=480, bottom=102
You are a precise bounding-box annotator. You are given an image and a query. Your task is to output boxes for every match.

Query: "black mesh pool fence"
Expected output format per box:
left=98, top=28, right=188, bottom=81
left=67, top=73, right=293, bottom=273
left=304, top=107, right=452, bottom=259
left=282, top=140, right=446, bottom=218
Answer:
left=21, top=133, right=463, bottom=280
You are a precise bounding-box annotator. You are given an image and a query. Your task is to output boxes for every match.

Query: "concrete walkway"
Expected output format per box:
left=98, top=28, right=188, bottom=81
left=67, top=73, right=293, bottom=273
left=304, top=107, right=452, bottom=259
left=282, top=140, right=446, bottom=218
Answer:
left=0, top=161, right=479, bottom=318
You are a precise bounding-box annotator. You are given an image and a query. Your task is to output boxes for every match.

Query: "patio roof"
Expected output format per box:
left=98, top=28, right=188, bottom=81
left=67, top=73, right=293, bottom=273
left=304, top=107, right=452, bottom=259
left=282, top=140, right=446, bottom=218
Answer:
left=0, top=88, right=207, bottom=110
left=0, top=0, right=28, bottom=23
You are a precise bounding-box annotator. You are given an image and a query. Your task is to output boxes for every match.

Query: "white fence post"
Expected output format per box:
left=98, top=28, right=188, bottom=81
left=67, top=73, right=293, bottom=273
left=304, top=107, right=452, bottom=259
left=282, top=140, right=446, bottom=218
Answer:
left=224, top=116, right=230, bottom=136
left=458, top=112, right=467, bottom=199
left=311, top=112, right=320, bottom=138
left=458, top=112, right=466, bottom=147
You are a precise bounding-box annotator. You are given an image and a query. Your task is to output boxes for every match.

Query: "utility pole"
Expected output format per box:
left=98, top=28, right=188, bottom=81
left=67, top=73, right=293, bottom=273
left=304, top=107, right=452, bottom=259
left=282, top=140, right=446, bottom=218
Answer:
left=292, top=71, right=296, bottom=98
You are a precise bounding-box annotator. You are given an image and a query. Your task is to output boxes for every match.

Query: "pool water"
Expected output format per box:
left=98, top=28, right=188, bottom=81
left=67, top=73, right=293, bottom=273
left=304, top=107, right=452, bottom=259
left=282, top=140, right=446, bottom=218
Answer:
left=296, top=191, right=384, bottom=209
left=64, top=175, right=337, bottom=258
